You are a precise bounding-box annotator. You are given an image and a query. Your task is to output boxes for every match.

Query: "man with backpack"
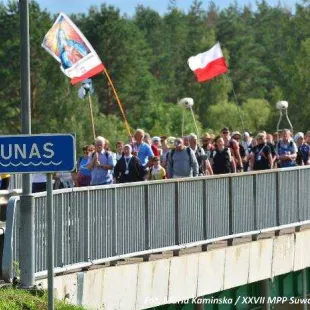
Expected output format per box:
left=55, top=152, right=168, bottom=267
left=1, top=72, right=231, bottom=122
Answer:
left=276, top=129, right=297, bottom=168
left=189, top=133, right=213, bottom=175
left=249, top=133, right=273, bottom=171
left=167, top=138, right=199, bottom=178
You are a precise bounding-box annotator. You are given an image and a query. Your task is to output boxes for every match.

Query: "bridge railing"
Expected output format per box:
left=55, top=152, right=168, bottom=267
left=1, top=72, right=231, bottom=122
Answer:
left=8, top=174, right=23, bottom=191
left=2, top=166, right=310, bottom=281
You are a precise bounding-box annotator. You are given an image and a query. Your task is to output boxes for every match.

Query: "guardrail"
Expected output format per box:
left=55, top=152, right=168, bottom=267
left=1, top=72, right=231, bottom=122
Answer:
left=8, top=174, right=22, bottom=191
left=0, top=189, right=23, bottom=222
left=2, top=166, right=310, bottom=282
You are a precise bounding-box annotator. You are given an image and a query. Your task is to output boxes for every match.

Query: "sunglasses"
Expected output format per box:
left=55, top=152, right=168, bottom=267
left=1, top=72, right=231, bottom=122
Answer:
left=222, top=132, right=229, bottom=134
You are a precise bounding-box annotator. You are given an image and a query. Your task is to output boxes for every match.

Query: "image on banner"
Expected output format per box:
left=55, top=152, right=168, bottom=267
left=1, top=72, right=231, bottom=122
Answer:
left=42, top=13, right=90, bottom=68
left=42, top=13, right=104, bottom=84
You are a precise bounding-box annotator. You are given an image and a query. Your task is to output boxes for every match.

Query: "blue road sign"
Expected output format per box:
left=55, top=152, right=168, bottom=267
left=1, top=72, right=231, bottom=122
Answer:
left=0, top=134, right=76, bottom=174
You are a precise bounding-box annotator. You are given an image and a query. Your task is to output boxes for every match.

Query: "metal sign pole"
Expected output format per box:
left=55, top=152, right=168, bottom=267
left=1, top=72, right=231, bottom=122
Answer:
left=46, top=173, right=54, bottom=310
left=19, top=0, right=35, bottom=288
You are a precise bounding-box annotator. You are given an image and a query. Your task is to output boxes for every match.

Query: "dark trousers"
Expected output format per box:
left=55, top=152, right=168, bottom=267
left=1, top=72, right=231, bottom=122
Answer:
left=32, top=182, right=46, bottom=193
left=0, top=177, right=10, bottom=190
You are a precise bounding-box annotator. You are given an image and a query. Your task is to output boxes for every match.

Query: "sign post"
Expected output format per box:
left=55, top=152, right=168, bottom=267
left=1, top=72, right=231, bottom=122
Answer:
left=0, top=134, right=76, bottom=310
left=46, top=173, right=54, bottom=310
left=19, top=0, right=34, bottom=289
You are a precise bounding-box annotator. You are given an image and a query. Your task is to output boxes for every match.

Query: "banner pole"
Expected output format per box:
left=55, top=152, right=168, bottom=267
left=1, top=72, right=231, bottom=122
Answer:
left=103, top=68, right=131, bottom=136
left=87, top=93, right=96, bottom=141
left=189, top=106, right=200, bottom=140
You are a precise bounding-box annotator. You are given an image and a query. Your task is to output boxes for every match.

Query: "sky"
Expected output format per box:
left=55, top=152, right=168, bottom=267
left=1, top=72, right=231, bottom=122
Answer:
left=4, top=0, right=300, bottom=16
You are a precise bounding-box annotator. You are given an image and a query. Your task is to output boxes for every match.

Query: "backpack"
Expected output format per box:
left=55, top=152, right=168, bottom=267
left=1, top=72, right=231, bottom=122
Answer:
left=169, top=147, right=192, bottom=168
left=239, top=143, right=246, bottom=158
left=195, top=146, right=205, bottom=174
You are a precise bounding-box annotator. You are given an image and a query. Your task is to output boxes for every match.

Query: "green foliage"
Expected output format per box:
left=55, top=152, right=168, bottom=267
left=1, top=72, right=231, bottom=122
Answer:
left=0, top=287, right=85, bottom=310
left=130, top=101, right=203, bottom=137
left=206, top=101, right=244, bottom=132
left=242, top=99, right=271, bottom=132
left=1, top=0, right=310, bottom=150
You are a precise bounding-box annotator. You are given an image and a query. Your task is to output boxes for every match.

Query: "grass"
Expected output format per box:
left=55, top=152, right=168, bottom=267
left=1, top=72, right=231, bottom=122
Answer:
left=0, top=287, right=85, bottom=310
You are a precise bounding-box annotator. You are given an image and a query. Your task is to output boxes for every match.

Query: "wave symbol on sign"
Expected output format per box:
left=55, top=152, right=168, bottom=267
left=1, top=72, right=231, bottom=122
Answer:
left=0, top=161, right=63, bottom=167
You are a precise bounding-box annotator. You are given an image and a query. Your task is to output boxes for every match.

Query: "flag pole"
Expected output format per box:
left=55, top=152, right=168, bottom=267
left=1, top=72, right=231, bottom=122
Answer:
left=87, top=93, right=96, bottom=141
left=231, top=83, right=245, bottom=132
left=189, top=106, right=200, bottom=140
left=102, top=68, right=131, bottom=136
left=226, top=75, right=245, bottom=132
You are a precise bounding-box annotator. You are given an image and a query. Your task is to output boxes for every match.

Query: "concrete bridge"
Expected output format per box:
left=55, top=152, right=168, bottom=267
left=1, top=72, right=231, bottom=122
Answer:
left=1, top=167, right=310, bottom=309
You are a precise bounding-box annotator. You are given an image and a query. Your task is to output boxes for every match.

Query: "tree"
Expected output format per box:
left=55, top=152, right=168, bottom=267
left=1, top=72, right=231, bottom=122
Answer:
left=206, top=101, right=244, bottom=132
left=242, top=99, right=271, bottom=133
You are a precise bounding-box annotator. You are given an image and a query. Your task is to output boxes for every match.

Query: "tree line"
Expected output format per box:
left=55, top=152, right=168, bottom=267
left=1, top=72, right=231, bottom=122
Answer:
left=0, top=0, right=309, bottom=149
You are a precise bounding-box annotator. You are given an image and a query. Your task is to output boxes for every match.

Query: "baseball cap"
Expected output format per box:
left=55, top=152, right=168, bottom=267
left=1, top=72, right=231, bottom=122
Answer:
left=221, top=127, right=229, bottom=133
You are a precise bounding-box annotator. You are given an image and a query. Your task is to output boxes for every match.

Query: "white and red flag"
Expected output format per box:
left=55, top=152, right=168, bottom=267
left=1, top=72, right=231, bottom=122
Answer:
left=42, top=13, right=105, bottom=85
left=188, top=42, right=228, bottom=83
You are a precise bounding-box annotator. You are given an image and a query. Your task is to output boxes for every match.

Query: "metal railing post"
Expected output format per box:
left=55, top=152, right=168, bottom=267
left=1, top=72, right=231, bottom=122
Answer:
left=228, top=177, right=233, bottom=246
left=202, top=179, right=208, bottom=251
left=111, top=187, right=117, bottom=263
left=275, top=171, right=281, bottom=236
left=143, top=184, right=150, bottom=261
left=173, top=182, right=180, bottom=256
left=296, top=169, right=301, bottom=232
left=83, top=190, right=90, bottom=262
left=55, top=194, right=63, bottom=268
left=252, top=174, right=258, bottom=241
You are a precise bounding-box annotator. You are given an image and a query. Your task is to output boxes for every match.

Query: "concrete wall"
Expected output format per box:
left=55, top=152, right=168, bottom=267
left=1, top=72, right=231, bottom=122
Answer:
left=36, top=230, right=310, bottom=310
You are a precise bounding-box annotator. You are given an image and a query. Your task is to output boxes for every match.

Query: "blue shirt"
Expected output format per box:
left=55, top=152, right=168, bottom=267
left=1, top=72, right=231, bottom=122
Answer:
left=276, top=140, right=297, bottom=168
left=87, top=151, right=114, bottom=185
left=300, top=143, right=310, bottom=164
left=78, top=157, right=91, bottom=177
left=133, top=142, right=154, bottom=166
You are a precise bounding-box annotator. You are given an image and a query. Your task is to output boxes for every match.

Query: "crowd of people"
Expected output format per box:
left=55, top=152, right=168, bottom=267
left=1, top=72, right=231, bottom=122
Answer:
left=1, top=127, right=308, bottom=192
left=70, top=127, right=309, bottom=188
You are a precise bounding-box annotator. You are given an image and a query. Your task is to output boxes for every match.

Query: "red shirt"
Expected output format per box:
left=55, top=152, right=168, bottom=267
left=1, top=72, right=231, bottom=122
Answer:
left=151, top=144, right=160, bottom=156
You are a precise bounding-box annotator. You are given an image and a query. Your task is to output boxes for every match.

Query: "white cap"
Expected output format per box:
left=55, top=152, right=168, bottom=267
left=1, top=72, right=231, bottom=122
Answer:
left=152, top=136, right=160, bottom=143
left=294, top=132, right=304, bottom=142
